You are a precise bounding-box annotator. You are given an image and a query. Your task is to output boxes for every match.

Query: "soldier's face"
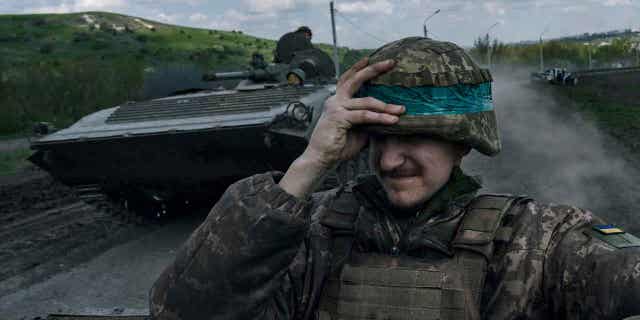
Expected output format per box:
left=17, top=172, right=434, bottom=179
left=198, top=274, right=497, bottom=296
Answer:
left=371, top=134, right=465, bottom=210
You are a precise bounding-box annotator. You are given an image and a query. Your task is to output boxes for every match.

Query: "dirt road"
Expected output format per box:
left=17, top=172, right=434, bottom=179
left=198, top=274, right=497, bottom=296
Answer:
left=0, top=167, right=203, bottom=319
left=0, top=214, right=201, bottom=319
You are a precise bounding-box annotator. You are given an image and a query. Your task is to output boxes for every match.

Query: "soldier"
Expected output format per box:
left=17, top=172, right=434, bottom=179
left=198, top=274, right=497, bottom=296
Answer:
left=274, top=26, right=314, bottom=64
left=149, top=37, right=640, bottom=319
left=297, top=26, right=313, bottom=41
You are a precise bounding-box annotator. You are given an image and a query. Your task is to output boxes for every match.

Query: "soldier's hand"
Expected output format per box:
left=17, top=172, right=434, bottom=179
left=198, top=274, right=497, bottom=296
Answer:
left=279, top=58, right=404, bottom=198
left=305, top=57, right=404, bottom=168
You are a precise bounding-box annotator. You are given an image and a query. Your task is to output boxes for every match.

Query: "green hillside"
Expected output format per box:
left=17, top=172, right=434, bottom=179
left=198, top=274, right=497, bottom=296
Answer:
left=0, top=12, right=370, bottom=136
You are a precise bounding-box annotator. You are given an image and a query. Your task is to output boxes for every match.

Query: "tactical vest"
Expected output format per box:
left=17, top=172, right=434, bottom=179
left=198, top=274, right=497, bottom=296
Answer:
left=316, top=194, right=525, bottom=320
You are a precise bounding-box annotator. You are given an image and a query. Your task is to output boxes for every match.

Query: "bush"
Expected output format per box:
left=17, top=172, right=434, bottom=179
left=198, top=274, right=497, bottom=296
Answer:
left=31, top=18, right=47, bottom=27
left=73, top=32, right=91, bottom=43
left=91, top=40, right=110, bottom=50
left=136, top=34, right=148, bottom=43
left=0, top=58, right=145, bottom=135
left=39, top=43, right=54, bottom=54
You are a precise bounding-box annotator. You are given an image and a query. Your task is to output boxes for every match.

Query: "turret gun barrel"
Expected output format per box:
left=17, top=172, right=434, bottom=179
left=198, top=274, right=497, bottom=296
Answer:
left=203, top=69, right=280, bottom=82
left=202, top=70, right=252, bottom=81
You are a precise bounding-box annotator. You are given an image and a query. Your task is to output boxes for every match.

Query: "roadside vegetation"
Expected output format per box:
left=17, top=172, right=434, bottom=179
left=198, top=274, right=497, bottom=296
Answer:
left=470, top=32, right=640, bottom=69
left=0, top=12, right=370, bottom=136
left=562, top=84, right=640, bottom=157
left=0, top=148, right=33, bottom=176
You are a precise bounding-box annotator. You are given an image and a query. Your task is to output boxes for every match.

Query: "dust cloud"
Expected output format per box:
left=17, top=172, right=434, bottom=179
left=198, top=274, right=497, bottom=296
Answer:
left=463, top=71, right=640, bottom=232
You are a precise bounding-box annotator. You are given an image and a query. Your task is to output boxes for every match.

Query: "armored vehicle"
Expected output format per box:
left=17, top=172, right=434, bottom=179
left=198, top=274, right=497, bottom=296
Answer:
left=29, top=48, right=337, bottom=216
left=530, top=68, right=577, bottom=85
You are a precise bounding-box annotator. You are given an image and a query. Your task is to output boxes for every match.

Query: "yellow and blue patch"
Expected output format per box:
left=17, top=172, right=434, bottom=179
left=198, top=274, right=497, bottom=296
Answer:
left=593, top=224, right=625, bottom=235
left=585, top=224, right=640, bottom=249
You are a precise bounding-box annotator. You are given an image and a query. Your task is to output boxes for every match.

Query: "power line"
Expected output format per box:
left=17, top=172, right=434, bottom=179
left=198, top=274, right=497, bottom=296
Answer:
left=334, top=10, right=389, bottom=44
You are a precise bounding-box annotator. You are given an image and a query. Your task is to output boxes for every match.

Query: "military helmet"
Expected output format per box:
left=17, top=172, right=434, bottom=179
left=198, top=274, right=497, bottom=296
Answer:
left=361, top=37, right=500, bottom=156
left=296, top=26, right=312, bottom=36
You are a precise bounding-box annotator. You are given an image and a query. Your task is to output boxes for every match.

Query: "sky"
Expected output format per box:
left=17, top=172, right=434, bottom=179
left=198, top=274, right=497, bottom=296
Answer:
left=3, top=0, right=640, bottom=49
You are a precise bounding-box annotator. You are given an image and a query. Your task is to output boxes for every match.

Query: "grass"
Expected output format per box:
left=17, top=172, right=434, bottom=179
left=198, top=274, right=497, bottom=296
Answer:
left=560, top=85, right=640, bottom=155
left=0, top=148, right=33, bottom=176
left=565, top=86, right=640, bottom=129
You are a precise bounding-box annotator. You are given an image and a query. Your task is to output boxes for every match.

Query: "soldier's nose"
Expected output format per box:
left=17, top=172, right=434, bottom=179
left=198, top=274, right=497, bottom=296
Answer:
left=378, top=142, right=407, bottom=173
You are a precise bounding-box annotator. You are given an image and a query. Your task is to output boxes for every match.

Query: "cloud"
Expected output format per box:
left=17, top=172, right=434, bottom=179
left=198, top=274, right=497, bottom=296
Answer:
left=206, top=8, right=274, bottom=31
left=561, top=5, right=587, bottom=13
left=156, top=12, right=181, bottom=23
left=336, top=0, right=393, bottom=15
left=188, top=13, right=208, bottom=23
left=245, top=0, right=296, bottom=13
left=26, top=0, right=127, bottom=13
left=244, top=0, right=326, bottom=13
left=603, top=0, right=633, bottom=6
left=158, top=0, right=204, bottom=5
left=446, top=13, right=470, bottom=23
left=483, top=1, right=506, bottom=16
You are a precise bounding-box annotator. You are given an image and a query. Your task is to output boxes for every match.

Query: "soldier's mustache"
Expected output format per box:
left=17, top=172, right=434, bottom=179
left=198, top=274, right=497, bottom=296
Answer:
left=381, top=166, right=422, bottom=178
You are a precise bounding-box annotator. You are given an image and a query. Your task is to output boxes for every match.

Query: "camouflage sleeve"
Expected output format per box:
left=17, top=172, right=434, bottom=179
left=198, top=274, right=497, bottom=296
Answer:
left=483, top=200, right=640, bottom=319
left=543, top=209, right=640, bottom=319
left=149, top=172, right=322, bottom=320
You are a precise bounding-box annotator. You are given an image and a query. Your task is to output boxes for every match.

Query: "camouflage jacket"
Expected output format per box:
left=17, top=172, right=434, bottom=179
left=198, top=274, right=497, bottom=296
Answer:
left=149, top=169, right=640, bottom=320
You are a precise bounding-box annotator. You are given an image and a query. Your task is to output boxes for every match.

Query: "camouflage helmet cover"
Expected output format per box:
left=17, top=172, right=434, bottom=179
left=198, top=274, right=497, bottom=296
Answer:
left=296, top=26, right=312, bottom=36
left=364, top=37, right=501, bottom=156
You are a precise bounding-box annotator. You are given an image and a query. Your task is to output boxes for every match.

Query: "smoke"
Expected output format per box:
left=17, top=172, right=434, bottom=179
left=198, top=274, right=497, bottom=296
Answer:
left=463, top=70, right=640, bottom=232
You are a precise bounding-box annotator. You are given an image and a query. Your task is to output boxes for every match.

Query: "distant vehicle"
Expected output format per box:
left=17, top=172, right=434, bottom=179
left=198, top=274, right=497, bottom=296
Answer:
left=29, top=48, right=337, bottom=217
left=530, top=68, right=578, bottom=85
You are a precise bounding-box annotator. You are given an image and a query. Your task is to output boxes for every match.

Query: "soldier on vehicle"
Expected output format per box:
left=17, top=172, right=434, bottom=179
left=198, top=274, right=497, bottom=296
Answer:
left=150, top=37, right=640, bottom=319
left=274, top=26, right=315, bottom=64
left=297, top=26, right=313, bottom=41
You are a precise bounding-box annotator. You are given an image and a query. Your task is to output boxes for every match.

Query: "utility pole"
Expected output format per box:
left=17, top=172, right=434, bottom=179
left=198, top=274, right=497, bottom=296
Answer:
left=330, top=1, right=340, bottom=78
left=485, top=22, right=499, bottom=69
left=539, top=36, right=544, bottom=73
left=539, top=26, right=549, bottom=73
left=423, top=9, right=440, bottom=38
left=588, top=44, right=593, bottom=69
left=487, top=36, right=492, bottom=69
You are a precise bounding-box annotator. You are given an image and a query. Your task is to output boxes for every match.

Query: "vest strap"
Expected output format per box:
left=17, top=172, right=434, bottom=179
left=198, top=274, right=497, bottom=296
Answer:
left=453, top=194, right=525, bottom=246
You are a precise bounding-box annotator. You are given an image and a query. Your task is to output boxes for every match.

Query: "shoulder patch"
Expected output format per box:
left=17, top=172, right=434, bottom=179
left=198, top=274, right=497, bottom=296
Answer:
left=584, top=225, right=640, bottom=249
left=593, top=224, right=624, bottom=235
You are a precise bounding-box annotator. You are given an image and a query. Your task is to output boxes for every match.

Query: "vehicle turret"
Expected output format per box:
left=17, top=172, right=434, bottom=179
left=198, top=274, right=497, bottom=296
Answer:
left=202, top=48, right=335, bottom=88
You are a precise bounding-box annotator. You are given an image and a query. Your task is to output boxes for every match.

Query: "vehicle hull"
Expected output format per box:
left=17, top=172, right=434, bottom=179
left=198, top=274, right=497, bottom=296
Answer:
left=30, top=124, right=307, bottom=202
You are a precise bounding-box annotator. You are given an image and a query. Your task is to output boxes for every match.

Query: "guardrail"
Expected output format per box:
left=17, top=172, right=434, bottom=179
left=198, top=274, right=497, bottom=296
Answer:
left=573, top=66, right=640, bottom=77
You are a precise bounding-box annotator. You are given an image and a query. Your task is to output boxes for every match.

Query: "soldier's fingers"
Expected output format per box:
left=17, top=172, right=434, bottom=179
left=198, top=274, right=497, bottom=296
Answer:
left=338, top=59, right=396, bottom=98
left=344, top=97, right=405, bottom=115
left=338, top=57, right=369, bottom=87
left=343, top=109, right=400, bottom=126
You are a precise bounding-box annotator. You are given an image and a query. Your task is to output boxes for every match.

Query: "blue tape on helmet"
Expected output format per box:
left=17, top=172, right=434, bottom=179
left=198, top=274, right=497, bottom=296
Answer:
left=358, top=82, right=494, bottom=116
